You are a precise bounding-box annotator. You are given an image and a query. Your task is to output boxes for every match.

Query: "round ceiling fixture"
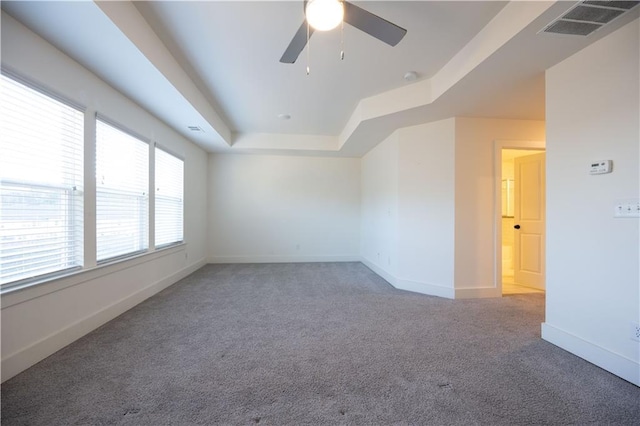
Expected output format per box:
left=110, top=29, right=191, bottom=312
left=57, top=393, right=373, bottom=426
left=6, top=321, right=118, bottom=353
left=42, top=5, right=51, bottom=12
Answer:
left=306, top=0, right=344, bottom=31
left=404, top=71, right=418, bottom=82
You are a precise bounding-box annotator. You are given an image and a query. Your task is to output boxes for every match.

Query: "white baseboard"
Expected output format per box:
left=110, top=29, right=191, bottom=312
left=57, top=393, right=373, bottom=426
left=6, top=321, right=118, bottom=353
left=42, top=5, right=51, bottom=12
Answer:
left=455, top=286, right=501, bottom=299
left=207, top=255, right=360, bottom=264
left=360, top=257, right=398, bottom=287
left=1, top=258, right=207, bottom=383
left=542, top=322, right=640, bottom=387
left=396, top=278, right=455, bottom=299
left=360, top=257, right=455, bottom=299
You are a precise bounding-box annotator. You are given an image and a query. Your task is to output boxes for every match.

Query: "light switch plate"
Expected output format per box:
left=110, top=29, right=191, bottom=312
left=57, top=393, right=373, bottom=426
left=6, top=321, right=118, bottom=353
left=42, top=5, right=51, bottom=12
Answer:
left=614, top=199, right=640, bottom=218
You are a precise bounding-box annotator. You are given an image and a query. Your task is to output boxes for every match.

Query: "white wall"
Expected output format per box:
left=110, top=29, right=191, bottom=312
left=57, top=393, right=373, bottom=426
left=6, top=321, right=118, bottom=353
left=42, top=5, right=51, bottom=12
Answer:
left=396, top=120, right=456, bottom=297
left=360, top=131, right=400, bottom=282
left=361, top=117, right=544, bottom=299
left=1, top=13, right=208, bottom=382
left=454, top=117, right=545, bottom=298
left=208, top=154, right=360, bottom=262
left=542, top=19, right=639, bottom=386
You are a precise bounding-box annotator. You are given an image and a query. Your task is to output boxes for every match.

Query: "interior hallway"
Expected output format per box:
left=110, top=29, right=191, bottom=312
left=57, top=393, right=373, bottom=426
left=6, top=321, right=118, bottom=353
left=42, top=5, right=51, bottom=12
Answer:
left=503, top=275, right=545, bottom=295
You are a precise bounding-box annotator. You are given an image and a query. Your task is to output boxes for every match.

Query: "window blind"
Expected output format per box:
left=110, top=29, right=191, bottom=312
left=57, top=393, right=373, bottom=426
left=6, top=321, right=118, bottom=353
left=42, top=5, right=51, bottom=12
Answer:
left=0, top=73, right=84, bottom=287
left=155, top=147, right=184, bottom=248
left=96, top=119, right=148, bottom=262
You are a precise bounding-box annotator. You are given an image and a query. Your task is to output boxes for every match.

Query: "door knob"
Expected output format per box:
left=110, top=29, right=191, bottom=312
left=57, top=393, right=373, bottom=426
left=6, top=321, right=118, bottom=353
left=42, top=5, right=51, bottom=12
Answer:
left=514, top=224, right=521, bottom=229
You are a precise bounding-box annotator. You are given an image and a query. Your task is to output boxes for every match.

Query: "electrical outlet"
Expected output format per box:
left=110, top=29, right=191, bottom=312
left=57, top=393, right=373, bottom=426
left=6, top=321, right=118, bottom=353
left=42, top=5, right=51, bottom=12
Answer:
left=631, top=322, right=640, bottom=342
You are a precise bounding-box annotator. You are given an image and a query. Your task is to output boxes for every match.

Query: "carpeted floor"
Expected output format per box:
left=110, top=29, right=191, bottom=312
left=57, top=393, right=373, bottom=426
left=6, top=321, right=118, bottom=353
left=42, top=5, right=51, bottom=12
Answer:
left=2, top=262, right=639, bottom=425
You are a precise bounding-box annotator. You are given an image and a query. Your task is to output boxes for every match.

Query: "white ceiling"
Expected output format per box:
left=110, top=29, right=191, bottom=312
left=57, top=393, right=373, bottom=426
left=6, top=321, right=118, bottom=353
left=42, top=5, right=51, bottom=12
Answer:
left=134, top=1, right=508, bottom=135
left=2, top=1, right=639, bottom=157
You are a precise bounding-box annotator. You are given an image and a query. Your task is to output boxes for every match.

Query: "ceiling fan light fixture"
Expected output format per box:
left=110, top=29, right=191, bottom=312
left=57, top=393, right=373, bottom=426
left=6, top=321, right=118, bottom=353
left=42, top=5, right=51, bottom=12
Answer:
left=306, top=0, right=344, bottom=31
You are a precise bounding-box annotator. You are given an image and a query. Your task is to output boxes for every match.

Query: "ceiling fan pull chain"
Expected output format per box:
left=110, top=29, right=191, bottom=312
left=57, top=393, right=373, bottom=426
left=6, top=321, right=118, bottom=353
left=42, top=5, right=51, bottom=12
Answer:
left=306, top=21, right=310, bottom=75
left=340, top=18, right=345, bottom=60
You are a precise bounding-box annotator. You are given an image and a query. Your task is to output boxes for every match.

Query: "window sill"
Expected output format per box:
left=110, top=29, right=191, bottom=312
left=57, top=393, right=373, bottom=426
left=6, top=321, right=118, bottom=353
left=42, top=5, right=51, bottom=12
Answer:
left=1, top=243, right=186, bottom=309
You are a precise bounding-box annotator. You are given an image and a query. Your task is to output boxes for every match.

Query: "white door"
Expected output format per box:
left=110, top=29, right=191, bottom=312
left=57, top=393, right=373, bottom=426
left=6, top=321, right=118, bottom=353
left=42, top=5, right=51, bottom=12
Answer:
left=514, top=152, right=545, bottom=289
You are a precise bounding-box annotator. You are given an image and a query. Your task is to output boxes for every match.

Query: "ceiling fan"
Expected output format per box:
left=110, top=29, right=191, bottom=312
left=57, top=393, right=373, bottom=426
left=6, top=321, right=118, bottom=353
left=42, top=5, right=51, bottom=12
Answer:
left=280, top=0, right=407, bottom=64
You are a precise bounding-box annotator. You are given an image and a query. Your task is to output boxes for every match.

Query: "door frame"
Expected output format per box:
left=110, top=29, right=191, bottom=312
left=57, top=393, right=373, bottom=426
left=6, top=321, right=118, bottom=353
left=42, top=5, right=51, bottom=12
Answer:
left=493, top=140, right=545, bottom=295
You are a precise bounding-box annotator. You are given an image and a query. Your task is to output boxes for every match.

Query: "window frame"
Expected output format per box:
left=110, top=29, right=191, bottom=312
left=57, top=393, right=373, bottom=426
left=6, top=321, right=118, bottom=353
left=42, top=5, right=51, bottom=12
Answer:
left=0, top=70, right=188, bottom=295
left=154, top=143, right=185, bottom=249
left=0, top=70, right=85, bottom=291
left=95, top=115, right=150, bottom=264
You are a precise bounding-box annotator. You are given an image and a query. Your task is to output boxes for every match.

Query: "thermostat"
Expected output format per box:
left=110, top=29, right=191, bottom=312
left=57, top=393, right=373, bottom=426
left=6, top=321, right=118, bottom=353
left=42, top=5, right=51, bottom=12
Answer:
left=590, top=160, right=612, bottom=175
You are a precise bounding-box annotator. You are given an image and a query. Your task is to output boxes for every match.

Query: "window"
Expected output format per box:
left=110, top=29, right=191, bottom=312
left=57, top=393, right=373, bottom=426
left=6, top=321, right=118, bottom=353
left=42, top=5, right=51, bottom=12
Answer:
left=1, top=71, right=187, bottom=291
left=155, top=147, right=184, bottom=248
left=0, top=73, right=84, bottom=287
left=96, top=118, right=148, bottom=262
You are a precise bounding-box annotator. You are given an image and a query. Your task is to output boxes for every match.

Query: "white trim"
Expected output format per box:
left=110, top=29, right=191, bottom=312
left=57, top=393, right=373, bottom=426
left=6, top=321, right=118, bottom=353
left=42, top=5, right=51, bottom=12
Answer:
left=360, top=257, right=398, bottom=287
left=396, top=279, right=455, bottom=299
left=149, top=141, right=156, bottom=251
left=1, top=243, right=187, bottom=308
left=155, top=142, right=185, bottom=162
left=1, top=66, right=85, bottom=112
left=361, top=257, right=455, bottom=299
left=96, top=113, right=150, bottom=145
left=455, top=286, right=501, bottom=299
left=208, top=255, right=360, bottom=264
left=542, top=322, right=640, bottom=387
left=0, top=258, right=207, bottom=383
left=84, top=110, right=98, bottom=269
left=493, top=140, right=546, bottom=296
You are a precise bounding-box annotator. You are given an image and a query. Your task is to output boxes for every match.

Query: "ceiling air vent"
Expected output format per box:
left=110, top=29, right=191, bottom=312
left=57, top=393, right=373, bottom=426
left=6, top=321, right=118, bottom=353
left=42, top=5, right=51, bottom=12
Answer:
left=542, top=1, right=639, bottom=36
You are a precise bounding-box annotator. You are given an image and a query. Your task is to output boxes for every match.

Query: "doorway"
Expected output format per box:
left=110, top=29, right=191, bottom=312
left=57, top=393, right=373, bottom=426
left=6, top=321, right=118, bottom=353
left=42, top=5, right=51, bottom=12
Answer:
left=494, top=141, right=546, bottom=296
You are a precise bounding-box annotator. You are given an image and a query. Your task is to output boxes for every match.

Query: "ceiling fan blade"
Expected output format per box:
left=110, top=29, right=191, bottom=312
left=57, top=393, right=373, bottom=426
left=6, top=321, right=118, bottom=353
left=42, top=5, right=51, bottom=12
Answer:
left=343, top=1, right=406, bottom=47
left=280, top=21, right=314, bottom=64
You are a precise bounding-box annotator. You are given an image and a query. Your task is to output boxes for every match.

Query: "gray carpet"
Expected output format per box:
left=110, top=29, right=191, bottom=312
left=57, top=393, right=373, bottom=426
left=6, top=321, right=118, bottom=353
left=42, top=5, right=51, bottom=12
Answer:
left=2, top=262, right=639, bottom=425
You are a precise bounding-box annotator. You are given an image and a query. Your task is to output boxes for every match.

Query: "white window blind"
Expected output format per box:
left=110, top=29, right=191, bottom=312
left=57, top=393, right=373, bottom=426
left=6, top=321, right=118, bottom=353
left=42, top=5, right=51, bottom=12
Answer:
left=96, top=118, right=148, bottom=262
left=0, top=73, right=84, bottom=287
left=155, top=147, right=184, bottom=248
